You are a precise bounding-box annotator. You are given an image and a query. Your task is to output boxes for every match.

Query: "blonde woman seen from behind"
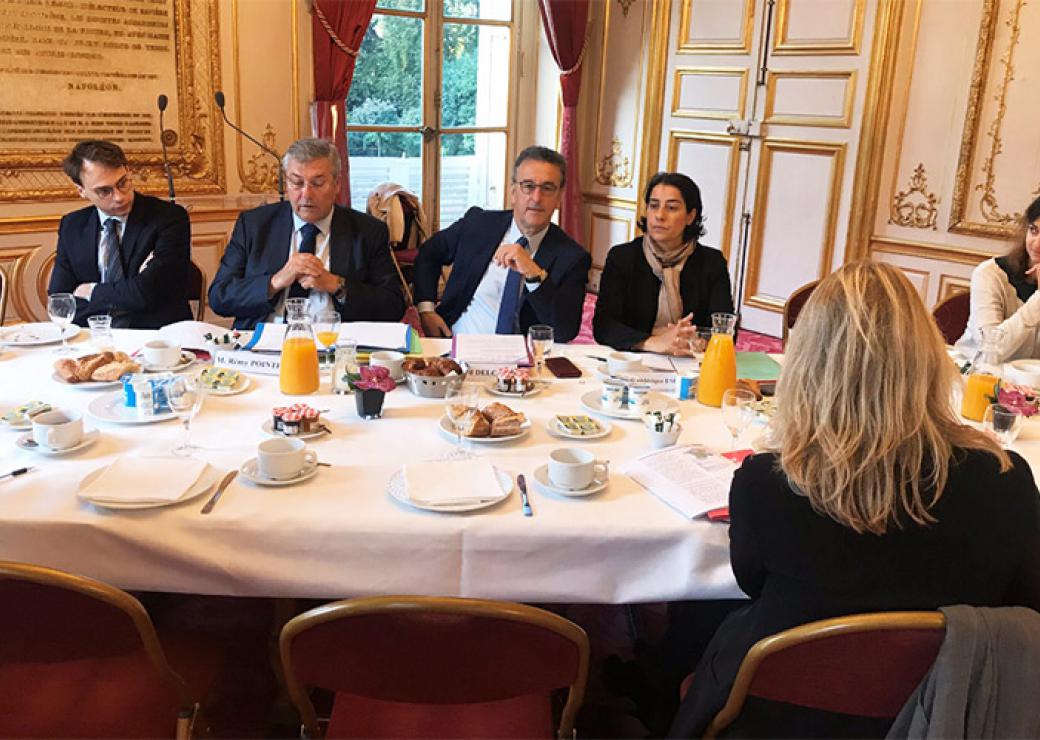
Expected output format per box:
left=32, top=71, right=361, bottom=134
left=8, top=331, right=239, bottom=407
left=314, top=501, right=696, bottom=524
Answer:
left=956, top=195, right=1040, bottom=361
left=669, top=261, right=1040, bottom=738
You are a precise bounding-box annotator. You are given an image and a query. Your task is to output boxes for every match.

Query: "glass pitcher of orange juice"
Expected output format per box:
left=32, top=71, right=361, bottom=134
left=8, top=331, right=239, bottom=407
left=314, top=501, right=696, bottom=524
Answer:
left=961, top=326, right=1003, bottom=421
left=280, top=303, right=320, bottom=395
left=697, top=312, right=738, bottom=407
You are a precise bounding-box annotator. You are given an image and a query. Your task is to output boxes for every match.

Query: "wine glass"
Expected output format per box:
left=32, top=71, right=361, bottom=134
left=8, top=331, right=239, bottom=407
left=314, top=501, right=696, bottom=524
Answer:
left=721, top=388, right=757, bottom=450
left=313, top=310, right=341, bottom=372
left=982, top=404, right=1023, bottom=448
left=167, top=375, right=205, bottom=456
left=46, top=293, right=77, bottom=354
left=444, top=384, right=480, bottom=459
left=528, top=324, right=554, bottom=377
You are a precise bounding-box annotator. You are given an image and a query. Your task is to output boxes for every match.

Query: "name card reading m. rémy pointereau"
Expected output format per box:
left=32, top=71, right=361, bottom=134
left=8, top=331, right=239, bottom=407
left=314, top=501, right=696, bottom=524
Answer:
left=213, top=350, right=281, bottom=377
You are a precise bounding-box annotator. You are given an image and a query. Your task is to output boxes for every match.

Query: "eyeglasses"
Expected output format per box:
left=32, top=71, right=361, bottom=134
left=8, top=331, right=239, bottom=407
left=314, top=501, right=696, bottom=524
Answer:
left=89, top=172, right=133, bottom=200
left=287, top=177, right=332, bottom=192
left=514, top=180, right=561, bottom=196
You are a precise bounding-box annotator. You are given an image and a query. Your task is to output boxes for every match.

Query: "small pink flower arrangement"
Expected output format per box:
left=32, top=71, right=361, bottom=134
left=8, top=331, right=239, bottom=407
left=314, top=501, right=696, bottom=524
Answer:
left=993, top=382, right=1040, bottom=417
left=349, top=365, right=397, bottom=393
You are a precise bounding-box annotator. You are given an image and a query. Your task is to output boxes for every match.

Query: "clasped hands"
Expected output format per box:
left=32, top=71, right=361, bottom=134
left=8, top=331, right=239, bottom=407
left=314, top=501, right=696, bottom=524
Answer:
left=270, top=253, right=339, bottom=295
left=639, top=313, right=705, bottom=356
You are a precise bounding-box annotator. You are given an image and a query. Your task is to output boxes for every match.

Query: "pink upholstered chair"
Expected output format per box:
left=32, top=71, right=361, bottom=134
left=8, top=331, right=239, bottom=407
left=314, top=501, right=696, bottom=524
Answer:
left=279, top=595, right=590, bottom=739
left=782, top=280, right=819, bottom=348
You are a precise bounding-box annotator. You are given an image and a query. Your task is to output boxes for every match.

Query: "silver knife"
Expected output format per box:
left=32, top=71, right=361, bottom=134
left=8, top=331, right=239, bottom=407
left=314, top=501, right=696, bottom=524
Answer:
left=200, top=470, right=238, bottom=514
left=518, top=474, right=532, bottom=517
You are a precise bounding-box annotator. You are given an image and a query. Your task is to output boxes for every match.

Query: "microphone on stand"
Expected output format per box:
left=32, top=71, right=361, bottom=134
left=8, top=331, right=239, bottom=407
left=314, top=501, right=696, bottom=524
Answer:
left=214, top=91, right=285, bottom=201
left=156, top=94, right=176, bottom=203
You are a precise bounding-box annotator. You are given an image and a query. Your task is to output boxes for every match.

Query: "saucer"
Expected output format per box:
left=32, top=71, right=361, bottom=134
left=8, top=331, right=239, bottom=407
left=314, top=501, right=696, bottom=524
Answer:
left=532, top=464, right=608, bottom=498
left=580, top=390, right=679, bottom=420
left=239, top=457, right=319, bottom=486
left=51, top=372, right=123, bottom=390
left=142, top=350, right=196, bottom=373
left=261, top=419, right=331, bottom=440
left=17, top=429, right=99, bottom=455
left=546, top=415, right=612, bottom=440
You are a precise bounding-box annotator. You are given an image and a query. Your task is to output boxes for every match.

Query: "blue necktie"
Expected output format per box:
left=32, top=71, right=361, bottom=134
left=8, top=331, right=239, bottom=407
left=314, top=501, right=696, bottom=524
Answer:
left=495, top=235, right=530, bottom=335
left=288, top=223, right=320, bottom=299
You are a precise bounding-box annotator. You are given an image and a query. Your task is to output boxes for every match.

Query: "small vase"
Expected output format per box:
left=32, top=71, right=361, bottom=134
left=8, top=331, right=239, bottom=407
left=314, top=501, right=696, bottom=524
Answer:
left=355, top=388, right=386, bottom=419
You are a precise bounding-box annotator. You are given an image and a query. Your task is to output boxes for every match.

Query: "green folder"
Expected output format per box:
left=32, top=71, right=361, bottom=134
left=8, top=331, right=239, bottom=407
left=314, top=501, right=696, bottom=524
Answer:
left=735, top=351, right=782, bottom=381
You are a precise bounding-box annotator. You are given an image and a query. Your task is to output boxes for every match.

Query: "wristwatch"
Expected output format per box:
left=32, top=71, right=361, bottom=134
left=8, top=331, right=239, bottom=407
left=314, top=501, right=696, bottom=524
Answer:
left=524, top=269, right=548, bottom=285
left=333, top=276, right=347, bottom=302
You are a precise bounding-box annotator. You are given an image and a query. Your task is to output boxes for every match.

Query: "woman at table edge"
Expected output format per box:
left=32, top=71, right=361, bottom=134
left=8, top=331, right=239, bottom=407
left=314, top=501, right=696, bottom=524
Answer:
left=592, top=172, right=733, bottom=354
left=956, top=195, right=1040, bottom=361
left=669, top=260, right=1040, bottom=737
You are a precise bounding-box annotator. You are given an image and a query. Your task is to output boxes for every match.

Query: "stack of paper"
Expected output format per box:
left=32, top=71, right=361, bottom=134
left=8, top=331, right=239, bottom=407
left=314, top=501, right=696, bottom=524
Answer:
left=623, top=445, right=737, bottom=519
left=452, top=334, right=531, bottom=370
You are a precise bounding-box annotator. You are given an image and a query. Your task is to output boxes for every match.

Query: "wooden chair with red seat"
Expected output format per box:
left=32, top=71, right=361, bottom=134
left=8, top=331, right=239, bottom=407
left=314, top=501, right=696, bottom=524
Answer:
left=0, top=264, right=8, bottom=325
left=701, top=611, right=946, bottom=738
left=781, top=280, right=819, bottom=348
left=931, top=290, right=970, bottom=345
left=0, top=561, right=214, bottom=739
left=279, top=595, right=590, bottom=739
left=186, top=259, right=208, bottom=321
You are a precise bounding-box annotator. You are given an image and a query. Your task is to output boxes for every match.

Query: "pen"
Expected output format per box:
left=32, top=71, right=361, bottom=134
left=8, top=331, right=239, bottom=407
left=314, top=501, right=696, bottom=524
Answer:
left=0, top=466, right=34, bottom=482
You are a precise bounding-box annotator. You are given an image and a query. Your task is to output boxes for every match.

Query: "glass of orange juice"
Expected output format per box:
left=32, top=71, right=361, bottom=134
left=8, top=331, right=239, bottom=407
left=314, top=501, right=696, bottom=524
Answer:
left=313, top=310, right=341, bottom=373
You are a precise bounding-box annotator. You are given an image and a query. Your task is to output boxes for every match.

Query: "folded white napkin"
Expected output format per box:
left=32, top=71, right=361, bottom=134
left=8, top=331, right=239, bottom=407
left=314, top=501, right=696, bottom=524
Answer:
left=402, top=460, right=504, bottom=507
left=80, top=457, right=209, bottom=503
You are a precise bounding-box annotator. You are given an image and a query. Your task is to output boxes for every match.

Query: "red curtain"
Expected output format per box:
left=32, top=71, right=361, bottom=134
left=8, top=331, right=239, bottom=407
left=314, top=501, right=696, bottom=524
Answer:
left=311, top=0, right=377, bottom=207
left=537, top=0, right=590, bottom=244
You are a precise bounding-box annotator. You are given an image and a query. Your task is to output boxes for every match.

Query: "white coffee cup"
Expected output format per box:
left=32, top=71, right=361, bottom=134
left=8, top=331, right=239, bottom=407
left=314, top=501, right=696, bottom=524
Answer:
left=31, top=409, right=84, bottom=450
left=607, top=351, right=643, bottom=375
left=369, top=350, right=405, bottom=381
left=257, top=437, right=317, bottom=481
left=548, top=447, right=609, bottom=491
left=142, top=339, right=182, bottom=369
left=628, top=383, right=652, bottom=411
left=601, top=380, right=626, bottom=410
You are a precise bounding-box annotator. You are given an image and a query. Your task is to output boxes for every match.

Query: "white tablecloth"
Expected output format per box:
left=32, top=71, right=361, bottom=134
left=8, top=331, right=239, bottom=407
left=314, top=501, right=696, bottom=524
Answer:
left=0, top=329, right=750, bottom=602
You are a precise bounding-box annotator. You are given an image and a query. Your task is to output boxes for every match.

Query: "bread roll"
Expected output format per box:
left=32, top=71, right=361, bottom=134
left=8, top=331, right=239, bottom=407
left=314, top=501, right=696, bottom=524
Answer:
left=74, top=352, right=113, bottom=382
left=54, top=359, right=80, bottom=383
left=463, top=413, right=491, bottom=437
left=92, top=360, right=140, bottom=381
left=482, top=402, right=517, bottom=421
left=490, top=413, right=524, bottom=437
left=402, top=358, right=427, bottom=374
left=431, top=358, right=463, bottom=376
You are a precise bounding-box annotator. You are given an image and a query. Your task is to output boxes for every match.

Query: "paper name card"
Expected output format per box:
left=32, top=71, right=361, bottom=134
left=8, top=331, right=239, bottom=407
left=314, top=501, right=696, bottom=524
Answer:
left=453, top=334, right=531, bottom=367
left=213, top=350, right=281, bottom=376
left=623, top=445, right=736, bottom=519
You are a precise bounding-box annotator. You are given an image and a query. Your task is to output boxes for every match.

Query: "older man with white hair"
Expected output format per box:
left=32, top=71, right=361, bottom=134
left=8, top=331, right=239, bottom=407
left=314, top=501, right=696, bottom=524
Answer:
left=209, top=138, right=404, bottom=329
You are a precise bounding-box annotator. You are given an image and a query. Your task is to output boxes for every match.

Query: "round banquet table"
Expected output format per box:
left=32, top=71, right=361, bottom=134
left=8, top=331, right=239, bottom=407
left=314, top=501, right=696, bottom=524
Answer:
left=0, top=328, right=764, bottom=602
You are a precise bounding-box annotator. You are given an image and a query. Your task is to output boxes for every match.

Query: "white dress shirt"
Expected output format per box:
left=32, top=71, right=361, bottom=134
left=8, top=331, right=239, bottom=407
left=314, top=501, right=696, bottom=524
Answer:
left=268, top=211, right=335, bottom=322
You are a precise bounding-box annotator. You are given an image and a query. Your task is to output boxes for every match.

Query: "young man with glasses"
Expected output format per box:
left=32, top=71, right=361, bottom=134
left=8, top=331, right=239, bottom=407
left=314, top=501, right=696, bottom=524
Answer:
left=208, top=137, right=404, bottom=329
left=414, top=145, right=590, bottom=342
left=49, top=139, right=193, bottom=329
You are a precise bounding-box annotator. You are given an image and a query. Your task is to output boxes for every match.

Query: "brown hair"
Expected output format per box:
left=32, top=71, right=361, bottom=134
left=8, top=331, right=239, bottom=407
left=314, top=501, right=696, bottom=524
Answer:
left=62, top=140, right=128, bottom=185
left=1002, top=195, right=1040, bottom=278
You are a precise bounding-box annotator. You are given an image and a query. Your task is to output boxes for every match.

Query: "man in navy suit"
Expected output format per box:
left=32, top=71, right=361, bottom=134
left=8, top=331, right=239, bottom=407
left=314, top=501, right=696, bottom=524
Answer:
left=49, top=140, right=192, bottom=329
left=413, top=146, right=590, bottom=342
left=209, top=138, right=404, bottom=330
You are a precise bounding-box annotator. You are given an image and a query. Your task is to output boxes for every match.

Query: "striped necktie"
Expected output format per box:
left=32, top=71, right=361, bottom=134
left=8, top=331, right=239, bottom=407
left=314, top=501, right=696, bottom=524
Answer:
left=100, top=218, right=124, bottom=283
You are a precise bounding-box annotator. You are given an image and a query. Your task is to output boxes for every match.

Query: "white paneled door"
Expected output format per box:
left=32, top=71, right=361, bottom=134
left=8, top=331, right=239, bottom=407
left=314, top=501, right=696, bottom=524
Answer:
left=659, top=0, right=876, bottom=336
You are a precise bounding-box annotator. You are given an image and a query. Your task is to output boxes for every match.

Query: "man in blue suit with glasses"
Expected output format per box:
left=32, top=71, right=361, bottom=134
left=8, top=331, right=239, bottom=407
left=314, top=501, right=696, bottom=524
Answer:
left=413, top=146, right=590, bottom=343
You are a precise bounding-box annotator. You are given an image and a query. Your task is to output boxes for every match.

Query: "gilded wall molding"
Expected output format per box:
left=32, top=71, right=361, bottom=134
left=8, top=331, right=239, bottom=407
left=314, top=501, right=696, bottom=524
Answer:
left=617, top=0, right=636, bottom=18
left=889, top=163, right=938, bottom=230
left=595, top=139, right=633, bottom=188
left=0, top=0, right=224, bottom=201
left=666, top=130, right=740, bottom=259
left=772, top=0, right=865, bottom=56
left=763, top=70, right=856, bottom=128
left=678, top=0, right=754, bottom=54
left=949, top=0, right=1040, bottom=237
left=242, top=125, right=283, bottom=194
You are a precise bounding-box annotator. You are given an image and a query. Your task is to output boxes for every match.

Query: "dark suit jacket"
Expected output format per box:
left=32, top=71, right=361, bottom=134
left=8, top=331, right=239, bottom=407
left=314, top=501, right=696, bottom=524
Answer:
left=49, top=193, right=192, bottom=329
left=208, top=202, right=405, bottom=330
left=669, top=449, right=1040, bottom=737
left=593, top=237, right=733, bottom=350
left=413, top=207, right=591, bottom=342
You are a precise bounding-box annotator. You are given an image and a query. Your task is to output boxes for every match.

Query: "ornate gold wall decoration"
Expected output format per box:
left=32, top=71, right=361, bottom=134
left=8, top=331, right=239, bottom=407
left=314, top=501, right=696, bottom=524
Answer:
left=0, top=0, right=225, bottom=201
left=241, top=125, right=281, bottom=194
left=617, top=0, right=636, bottom=18
left=949, top=0, right=1040, bottom=237
left=889, top=163, right=938, bottom=230
left=595, top=139, right=633, bottom=188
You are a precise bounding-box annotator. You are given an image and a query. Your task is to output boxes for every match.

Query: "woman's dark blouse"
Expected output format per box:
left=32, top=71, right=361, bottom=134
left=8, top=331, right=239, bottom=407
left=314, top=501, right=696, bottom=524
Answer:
left=592, top=237, right=733, bottom=350
left=669, top=447, right=1040, bottom=736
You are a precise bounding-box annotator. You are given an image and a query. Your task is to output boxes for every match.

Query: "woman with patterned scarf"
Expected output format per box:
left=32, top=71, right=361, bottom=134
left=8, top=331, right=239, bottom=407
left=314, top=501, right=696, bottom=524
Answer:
left=593, top=172, right=734, bottom=354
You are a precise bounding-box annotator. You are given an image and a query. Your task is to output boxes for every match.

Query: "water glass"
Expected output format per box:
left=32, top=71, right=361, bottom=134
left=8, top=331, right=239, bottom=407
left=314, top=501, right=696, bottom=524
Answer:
left=167, top=375, right=205, bottom=456
left=333, top=339, right=359, bottom=394
left=47, top=293, right=77, bottom=354
left=982, top=404, right=1023, bottom=448
left=87, top=314, right=114, bottom=349
left=528, top=324, right=554, bottom=377
left=721, top=388, right=757, bottom=449
left=444, top=384, right=480, bottom=458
